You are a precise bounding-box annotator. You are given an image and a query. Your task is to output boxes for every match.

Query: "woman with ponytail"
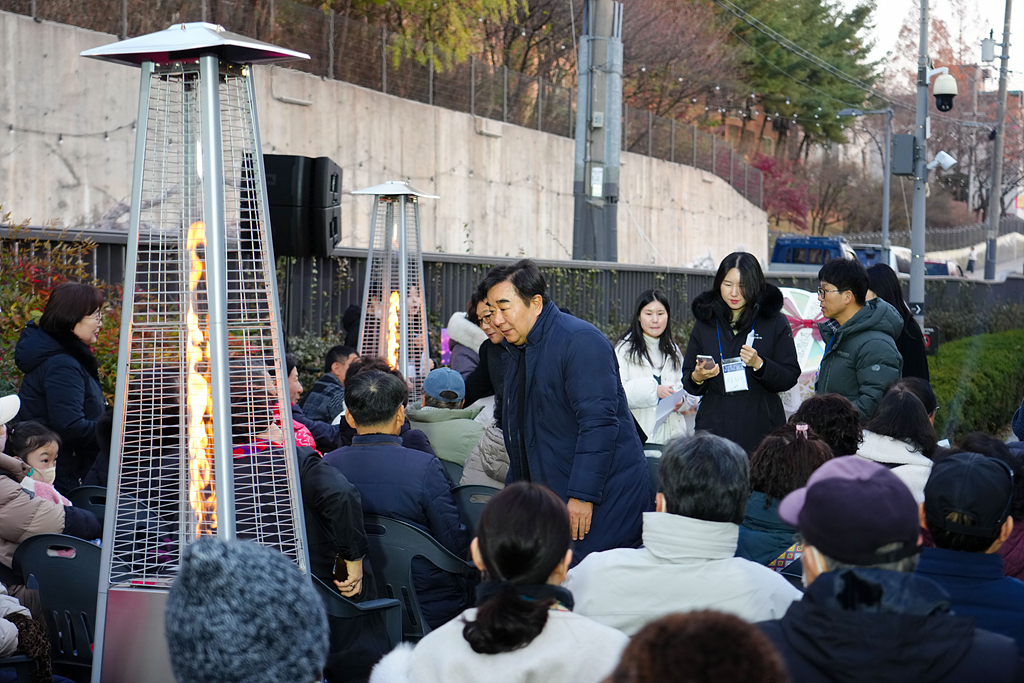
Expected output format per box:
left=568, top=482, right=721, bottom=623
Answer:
left=370, top=482, right=627, bottom=683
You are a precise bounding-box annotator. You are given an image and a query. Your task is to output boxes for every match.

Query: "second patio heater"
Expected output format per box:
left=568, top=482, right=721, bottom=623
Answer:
left=81, top=24, right=309, bottom=683
left=354, top=181, right=437, bottom=402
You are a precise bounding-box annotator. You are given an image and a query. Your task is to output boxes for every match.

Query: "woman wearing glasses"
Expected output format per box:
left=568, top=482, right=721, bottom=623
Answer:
left=14, top=282, right=107, bottom=493
left=682, top=253, right=801, bottom=454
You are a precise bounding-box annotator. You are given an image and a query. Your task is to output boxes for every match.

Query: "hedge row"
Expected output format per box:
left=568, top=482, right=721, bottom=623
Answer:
left=929, top=328, right=1024, bottom=440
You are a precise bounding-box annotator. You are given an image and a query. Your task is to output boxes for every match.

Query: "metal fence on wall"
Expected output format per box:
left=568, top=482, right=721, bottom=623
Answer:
left=838, top=217, right=1024, bottom=252
left=0, top=0, right=763, bottom=208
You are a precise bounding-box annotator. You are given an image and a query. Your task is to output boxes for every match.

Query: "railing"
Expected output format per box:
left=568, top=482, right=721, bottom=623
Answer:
left=801, top=217, right=1024, bottom=253
left=8, top=227, right=1024, bottom=341
left=0, top=0, right=763, bottom=208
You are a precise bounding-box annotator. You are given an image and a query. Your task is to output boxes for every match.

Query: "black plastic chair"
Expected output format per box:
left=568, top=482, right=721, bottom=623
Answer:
left=312, top=574, right=403, bottom=679
left=0, top=655, right=38, bottom=681
left=440, top=459, right=464, bottom=486
left=362, top=514, right=476, bottom=641
left=646, top=455, right=661, bottom=494
left=67, top=486, right=106, bottom=523
left=12, top=534, right=100, bottom=673
left=451, top=485, right=498, bottom=536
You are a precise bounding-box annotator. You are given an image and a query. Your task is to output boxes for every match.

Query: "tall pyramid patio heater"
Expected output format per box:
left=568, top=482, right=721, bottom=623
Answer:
left=354, top=182, right=437, bottom=402
left=81, top=25, right=310, bottom=683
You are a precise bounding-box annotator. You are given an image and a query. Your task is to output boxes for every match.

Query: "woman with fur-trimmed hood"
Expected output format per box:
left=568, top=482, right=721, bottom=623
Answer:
left=682, top=252, right=801, bottom=454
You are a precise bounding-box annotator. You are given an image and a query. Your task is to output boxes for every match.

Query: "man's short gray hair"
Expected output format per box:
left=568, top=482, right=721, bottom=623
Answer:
left=659, top=432, right=750, bottom=524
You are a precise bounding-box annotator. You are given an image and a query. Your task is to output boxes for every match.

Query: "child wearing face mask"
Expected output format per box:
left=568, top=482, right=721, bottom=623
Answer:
left=6, top=422, right=72, bottom=506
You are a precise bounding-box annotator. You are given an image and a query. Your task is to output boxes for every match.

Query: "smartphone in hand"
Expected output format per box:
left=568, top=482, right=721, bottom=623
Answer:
left=696, top=355, right=715, bottom=370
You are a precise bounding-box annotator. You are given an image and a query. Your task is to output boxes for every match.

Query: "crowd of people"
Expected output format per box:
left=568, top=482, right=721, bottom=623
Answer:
left=2, top=253, right=1024, bottom=683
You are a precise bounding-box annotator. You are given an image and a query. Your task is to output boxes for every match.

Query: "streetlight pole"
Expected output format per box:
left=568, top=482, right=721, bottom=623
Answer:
left=839, top=107, right=894, bottom=265
left=985, top=0, right=1013, bottom=281
left=910, top=0, right=928, bottom=329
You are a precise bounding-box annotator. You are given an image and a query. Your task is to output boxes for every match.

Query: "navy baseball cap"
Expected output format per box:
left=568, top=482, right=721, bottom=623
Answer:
left=423, top=367, right=466, bottom=402
left=779, top=456, right=922, bottom=566
left=924, top=452, right=1014, bottom=538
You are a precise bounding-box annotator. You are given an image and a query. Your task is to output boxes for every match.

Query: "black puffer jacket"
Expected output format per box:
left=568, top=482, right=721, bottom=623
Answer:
left=682, top=284, right=800, bottom=454
left=14, top=323, right=106, bottom=493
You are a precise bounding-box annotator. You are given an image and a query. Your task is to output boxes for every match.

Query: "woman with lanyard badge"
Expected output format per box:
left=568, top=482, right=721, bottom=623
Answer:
left=682, top=252, right=801, bottom=454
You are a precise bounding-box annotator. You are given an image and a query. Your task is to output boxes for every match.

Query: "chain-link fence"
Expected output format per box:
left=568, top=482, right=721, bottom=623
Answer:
left=1, top=0, right=762, bottom=208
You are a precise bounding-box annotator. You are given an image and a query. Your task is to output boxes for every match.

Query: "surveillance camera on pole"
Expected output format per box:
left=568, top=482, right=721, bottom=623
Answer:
left=933, top=72, right=958, bottom=111
left=927, top=151, right=957, bottom=171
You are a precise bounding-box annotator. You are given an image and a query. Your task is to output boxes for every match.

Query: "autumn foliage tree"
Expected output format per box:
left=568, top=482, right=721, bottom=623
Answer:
left=752, top=155, right=810, bottom=231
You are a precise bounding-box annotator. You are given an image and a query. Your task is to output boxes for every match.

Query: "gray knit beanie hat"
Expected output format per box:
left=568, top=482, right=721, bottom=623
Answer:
left=165, top=536, right=329, bottom=683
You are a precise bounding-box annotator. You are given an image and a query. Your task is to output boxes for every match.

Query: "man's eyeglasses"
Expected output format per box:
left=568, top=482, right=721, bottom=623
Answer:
left=816, top=287, right=845, bottom=298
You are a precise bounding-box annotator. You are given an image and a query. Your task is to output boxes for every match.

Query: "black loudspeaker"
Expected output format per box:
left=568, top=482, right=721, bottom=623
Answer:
left=264, top=154, right=342, bottom=257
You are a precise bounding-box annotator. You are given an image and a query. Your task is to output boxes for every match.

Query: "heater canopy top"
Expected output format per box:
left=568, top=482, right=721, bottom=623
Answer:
left=352, top=180, right=439, bottom=199
left=80, top=22, right=310, bottom=67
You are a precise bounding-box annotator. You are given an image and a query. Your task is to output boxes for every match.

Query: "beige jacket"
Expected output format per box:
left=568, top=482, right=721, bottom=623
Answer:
left=0, top=453, right=66, bottom=567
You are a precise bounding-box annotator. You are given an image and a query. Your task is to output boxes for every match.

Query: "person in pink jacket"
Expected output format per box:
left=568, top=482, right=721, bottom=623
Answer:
left=4, top=422, right=71, bottom=506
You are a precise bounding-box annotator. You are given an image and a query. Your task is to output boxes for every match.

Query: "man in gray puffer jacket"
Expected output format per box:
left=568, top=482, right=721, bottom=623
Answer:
left=815, top=259, right=903, bottom=417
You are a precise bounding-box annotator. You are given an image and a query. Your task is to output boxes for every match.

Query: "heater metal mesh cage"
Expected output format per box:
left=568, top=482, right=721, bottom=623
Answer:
left=110, top=62, right=304, bottom=589
left=358, top=196, right=430, bottom=402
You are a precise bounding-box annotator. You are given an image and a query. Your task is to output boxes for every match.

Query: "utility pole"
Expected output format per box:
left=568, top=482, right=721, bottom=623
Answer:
left=572, top=0, right=623, bottom=262
left=985, top=0, right=1013, bottom=281
left=909, top=0, right=928, bottom=329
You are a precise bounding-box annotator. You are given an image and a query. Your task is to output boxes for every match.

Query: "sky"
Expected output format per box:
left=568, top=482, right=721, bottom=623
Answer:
left=841, top=0, right=1023, bottom=93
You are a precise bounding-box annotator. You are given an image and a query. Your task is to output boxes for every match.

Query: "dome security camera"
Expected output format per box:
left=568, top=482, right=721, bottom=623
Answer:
left=933, top=73, right=958, bottom=112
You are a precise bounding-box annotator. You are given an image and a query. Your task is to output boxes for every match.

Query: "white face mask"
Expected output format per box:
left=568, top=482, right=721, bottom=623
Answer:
left=30, top=467, right=56, bottom=486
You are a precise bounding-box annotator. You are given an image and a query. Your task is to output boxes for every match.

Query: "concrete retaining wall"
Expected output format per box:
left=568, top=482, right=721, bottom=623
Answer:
left=0, top=11, right=768, bottom=265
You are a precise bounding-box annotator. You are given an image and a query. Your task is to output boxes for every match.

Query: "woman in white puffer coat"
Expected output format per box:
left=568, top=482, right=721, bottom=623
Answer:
left=855, top=387, right=940, bottom=503
left=615, top=290, right=696, bottom=445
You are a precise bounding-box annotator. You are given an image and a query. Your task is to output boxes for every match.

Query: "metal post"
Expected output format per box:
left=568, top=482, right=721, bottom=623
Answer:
left=985, top=0, right=1013, bottom=280
left=647, top=110, right=652, bottom=156
left=692, top=125, right=697, bottom=167
left=30, top=0, right=36, bottom=19
left=670, top=119, right=675, bottom=163
left=882, top=108, right=893, bottom=265
left=712, top=135, right=717, bottom=176
left=470, top=56, right=476, bottom=116
left=503, top=65, right=508, bottom=123
left=381, top=27, right=387, bottom=94
left=201, top=0, right=208, bottom=22
left=90, top=60, right=154, bottom=683
left=537, top=76, right=542, bottom=131
left=198, top=53, right=236, bottom=538
left=730, top=150, right=735, bottom=187
left=909, top=0, right=928, bottom=328
left=428, top=57, right=434, bottom=106
left=121, top=0, right=128, bottom=38
left=328, top=10, right=335, bottom=80
left=398, top=197, right=410, bottom=380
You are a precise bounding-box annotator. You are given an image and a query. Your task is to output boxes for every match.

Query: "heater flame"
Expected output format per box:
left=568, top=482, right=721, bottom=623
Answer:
left=186, top=221, right=217, bottom=535
left=386, top=291, right=401, bottom=368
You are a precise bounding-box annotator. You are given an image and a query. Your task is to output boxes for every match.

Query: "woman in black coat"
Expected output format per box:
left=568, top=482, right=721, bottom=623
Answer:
left=682, top=252, right=801, bottom=454
left=14, top=283, right=107, bottom=493
left=866, top=263, right=929, bottom=381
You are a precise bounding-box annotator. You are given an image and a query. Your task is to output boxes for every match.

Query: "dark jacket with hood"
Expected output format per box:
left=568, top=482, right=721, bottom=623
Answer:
left=501, top=302, right=653, bottom=562
left=759, top=567, right=1024, bottom=683
left=15, top=322, right=106, bottom=492
left=682, top=284, right=801, bottom=454
left=815, top=298, right=903, bottom=417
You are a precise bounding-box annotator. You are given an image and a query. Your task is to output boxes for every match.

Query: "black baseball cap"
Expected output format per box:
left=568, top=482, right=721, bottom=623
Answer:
left=779, top=456, right=921, bottom=566
left=924, top=452, right=1014, bottom=538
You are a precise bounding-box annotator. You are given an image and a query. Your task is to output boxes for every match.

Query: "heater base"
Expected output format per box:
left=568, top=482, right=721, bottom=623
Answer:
left=98, top=588, right=175, bottom=683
